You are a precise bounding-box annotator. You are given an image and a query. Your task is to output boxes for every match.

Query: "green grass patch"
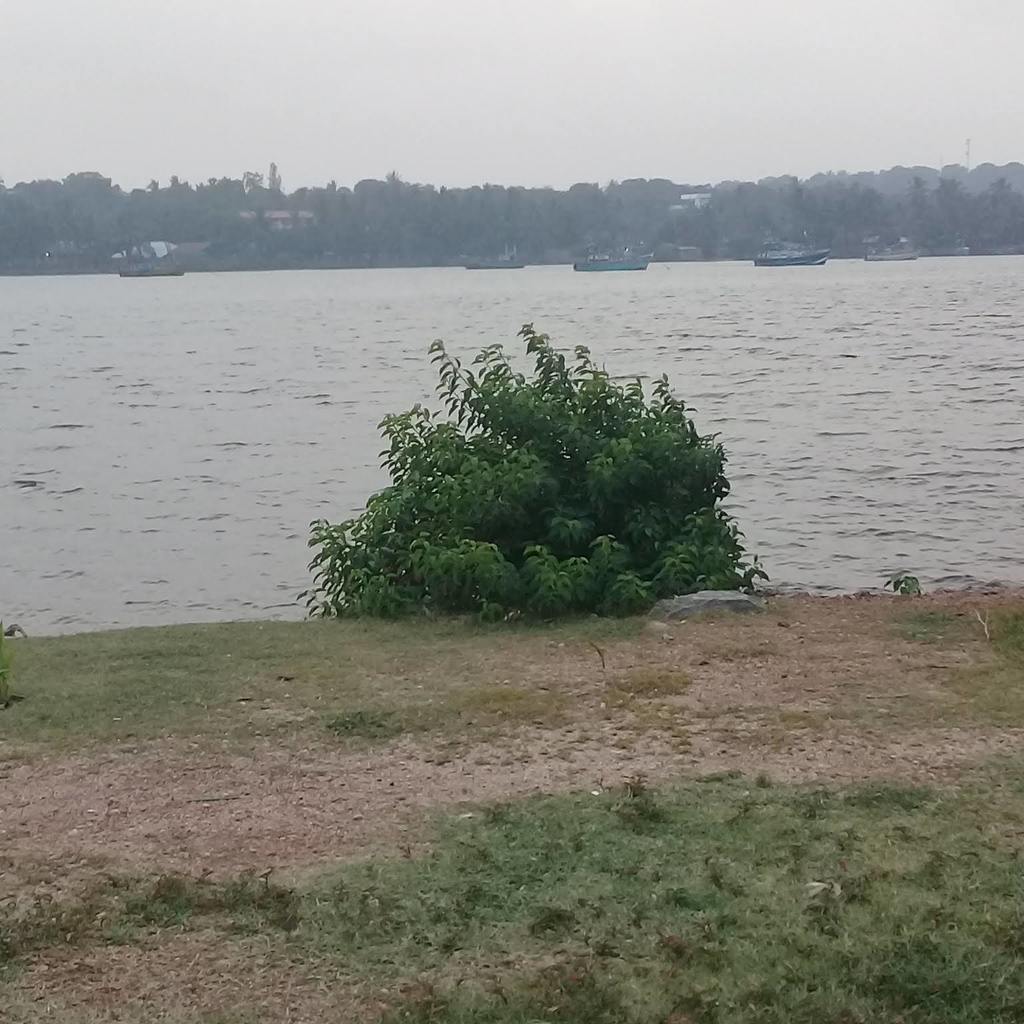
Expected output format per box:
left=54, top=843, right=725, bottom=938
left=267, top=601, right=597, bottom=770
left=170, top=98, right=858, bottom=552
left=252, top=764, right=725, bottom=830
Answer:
left=11, top=771, right=1024, bottom=1022
left=123, top=873, right=300, bottom=933
left=993, top=610, right=1024, bottom=659
left=348, top=771, right=1024, bottom=1022
left=893, top=606, right=1024, bottom=726
left=322, top=686, right=569, bottom=746
left=0, top=872, right=301, bottom=970
left=325, top=709, right=406, bottom=741
left=896, top=609, right=974, bottom=644
left=946, top=610, right=1024, bottom=725
left=1, top=617, right=639, bottom=751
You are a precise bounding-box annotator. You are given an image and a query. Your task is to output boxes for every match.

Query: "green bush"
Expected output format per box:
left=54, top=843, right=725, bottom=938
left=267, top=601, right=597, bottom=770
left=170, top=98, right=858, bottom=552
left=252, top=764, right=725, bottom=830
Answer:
left=307, top=325, right=764, bottom=619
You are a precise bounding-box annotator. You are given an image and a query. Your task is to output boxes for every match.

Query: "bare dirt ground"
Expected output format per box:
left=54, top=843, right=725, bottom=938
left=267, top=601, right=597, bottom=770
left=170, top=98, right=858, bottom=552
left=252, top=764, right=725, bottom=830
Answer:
left=3, top=592, right=1023, bottom=1022
left=5, top=593, right=1022, bottom=882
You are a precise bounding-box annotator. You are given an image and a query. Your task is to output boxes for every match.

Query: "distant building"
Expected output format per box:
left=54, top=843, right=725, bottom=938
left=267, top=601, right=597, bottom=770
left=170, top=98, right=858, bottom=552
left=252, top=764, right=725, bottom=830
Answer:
left=670, top=192, right=712, bottom=211
left=239, top=210, right=315, bottom=231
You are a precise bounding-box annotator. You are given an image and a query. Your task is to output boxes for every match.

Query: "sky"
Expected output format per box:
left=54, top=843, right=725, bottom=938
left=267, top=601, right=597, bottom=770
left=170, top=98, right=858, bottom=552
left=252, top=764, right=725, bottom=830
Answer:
left=3, top=0, right=1024, bottom=191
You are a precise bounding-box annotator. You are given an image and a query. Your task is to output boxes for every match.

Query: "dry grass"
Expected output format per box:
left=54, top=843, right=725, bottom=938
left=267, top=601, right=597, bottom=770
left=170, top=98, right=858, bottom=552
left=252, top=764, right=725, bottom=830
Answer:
left=446, top=684, right=570, bottom=726
left=608, top=667, right=693, bottom=698
left=942, top=607, right=1024, bottom=724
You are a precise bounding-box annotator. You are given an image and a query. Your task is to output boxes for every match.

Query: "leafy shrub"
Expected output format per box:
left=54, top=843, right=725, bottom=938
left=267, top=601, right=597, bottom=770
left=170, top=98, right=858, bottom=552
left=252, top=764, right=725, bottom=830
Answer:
left=886, top=572, right=922, bottom=596
left=307, top=325, right=764, bottom=619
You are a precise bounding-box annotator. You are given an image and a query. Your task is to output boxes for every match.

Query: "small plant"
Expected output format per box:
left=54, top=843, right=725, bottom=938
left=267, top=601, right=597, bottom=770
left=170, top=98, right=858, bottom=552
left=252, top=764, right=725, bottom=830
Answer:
left=614, top=773, right=666, bottom=828
left=0, top=625, right=13, bottom=708
left=307, top=325, right=765, bottom=620
left=325, top=709, right=403, bottom=740
left=124, top=873, right=300, bottom=932
left=885, top=572, right=922, bottom=596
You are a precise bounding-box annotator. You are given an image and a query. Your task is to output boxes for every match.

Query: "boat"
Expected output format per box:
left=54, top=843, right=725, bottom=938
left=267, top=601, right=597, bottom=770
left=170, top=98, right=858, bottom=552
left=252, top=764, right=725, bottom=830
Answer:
left=573, top=248, right=650, bottom=272
left=464, top=245, right=525, bottom=270
left=115, top=240, right=185, bottom=277
left=754, top=243, right=830, bottom=267
left=865, top=238, right=919, bottom=262
left=119, top=264, right=186, bottom=278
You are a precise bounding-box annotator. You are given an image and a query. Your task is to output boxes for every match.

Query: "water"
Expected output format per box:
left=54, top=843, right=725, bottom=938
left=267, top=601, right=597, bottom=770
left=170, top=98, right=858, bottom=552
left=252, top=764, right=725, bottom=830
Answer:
left=2, top=259, right=1022, bottom=633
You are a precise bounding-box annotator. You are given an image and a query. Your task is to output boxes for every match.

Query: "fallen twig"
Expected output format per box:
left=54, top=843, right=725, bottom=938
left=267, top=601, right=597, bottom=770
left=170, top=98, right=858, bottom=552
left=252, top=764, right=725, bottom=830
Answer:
left=975, top=610, right=991, bottom=642
left=588, top=640, right=606, bottom=672
left=185, top=794, right=245, bottom=804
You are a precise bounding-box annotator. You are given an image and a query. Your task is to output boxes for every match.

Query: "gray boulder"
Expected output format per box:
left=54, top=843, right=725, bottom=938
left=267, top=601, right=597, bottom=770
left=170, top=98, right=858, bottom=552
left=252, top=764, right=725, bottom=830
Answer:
left=651, top=590, right=765, bottom=621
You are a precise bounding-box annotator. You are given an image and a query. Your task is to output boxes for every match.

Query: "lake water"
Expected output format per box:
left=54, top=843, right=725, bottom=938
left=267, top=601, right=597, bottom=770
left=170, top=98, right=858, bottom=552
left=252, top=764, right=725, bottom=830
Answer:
left=2, top=260, right=1022, bottom=633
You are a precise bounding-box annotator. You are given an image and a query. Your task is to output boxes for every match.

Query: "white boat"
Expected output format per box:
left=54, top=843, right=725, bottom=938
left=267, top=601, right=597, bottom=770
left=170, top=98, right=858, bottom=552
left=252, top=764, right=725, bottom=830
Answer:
left=865, top=239, right=919, bottom=262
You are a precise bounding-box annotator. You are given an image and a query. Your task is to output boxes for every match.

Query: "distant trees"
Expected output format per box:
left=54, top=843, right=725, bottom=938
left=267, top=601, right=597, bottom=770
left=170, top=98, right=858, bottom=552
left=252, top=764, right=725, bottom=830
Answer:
left=3, top=163, right=1024, bottom=272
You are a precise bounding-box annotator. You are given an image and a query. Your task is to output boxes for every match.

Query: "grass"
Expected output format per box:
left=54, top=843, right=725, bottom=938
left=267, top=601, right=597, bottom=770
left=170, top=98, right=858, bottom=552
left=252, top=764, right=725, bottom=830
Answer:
left=0, top=872, right=301, bottom=973
left=1, top=617, right=638, bottom=751
left=6, top=599, right=1023, bottom=757
left=608, top=667, right=693, bottom=698
left=7, top=770, right=1024, bottom=1022
left=993, top=610, right=1024, bottom=659
left=945, top=610, right=1024, bottom=724
left=601, top=670, right=693, bottom=745
left=896, top=608, right=976, bottom=644
left=5, top=597, right=1024, bottom=1021
left=891, top=606, right=1024, bottom=726
left=325, top=709, right=405, bottom=740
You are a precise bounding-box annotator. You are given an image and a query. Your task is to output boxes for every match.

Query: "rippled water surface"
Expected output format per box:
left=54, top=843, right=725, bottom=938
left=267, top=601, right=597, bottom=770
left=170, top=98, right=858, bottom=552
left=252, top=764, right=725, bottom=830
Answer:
left=3, top=260, right=1022, bottom=632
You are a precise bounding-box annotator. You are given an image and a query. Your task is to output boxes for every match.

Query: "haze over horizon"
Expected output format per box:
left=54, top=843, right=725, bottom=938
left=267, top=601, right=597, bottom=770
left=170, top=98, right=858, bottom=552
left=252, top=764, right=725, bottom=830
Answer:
left=4, top=0, right=1023, bottom=190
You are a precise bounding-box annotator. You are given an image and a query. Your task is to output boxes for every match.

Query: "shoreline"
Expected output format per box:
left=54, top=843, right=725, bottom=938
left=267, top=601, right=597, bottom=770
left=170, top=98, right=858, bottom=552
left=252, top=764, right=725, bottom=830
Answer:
left=7, top=581, right=1024, bottom=639
left=4, top=250, right=1024, bottom=279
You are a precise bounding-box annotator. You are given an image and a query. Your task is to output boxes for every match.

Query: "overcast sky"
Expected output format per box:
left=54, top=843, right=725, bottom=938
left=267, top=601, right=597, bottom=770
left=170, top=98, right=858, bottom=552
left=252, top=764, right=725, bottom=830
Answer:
left=3, top=0, right=1022, bottom=191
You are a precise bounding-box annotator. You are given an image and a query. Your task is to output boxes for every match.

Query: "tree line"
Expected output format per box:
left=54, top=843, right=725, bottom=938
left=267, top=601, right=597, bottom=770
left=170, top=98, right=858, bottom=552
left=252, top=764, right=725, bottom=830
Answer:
left=2, top=163, right=1024, bottom=273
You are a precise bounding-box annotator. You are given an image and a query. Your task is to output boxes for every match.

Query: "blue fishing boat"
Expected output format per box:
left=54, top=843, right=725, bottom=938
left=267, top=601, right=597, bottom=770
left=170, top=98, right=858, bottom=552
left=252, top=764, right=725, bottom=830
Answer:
left=573, top=248, right=650, bottom=272
left=754, top=242, right=830, bottom=267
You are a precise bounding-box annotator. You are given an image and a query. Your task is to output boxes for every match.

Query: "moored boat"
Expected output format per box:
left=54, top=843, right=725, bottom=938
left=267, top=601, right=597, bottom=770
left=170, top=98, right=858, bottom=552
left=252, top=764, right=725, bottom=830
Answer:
left=119, top=264, right=186, bottom=278
left=754, top=243, right=830, bottom=267
left=865, top=250, right=919, bottom=262
left=573, top=248, right=650, bottom=272
left=865, top=238, right=919, bottom=261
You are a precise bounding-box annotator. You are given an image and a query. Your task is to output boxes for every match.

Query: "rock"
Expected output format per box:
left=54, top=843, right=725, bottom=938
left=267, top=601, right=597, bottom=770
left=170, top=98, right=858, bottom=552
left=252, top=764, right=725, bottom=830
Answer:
left=650, top=591, right=765, bottom=621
